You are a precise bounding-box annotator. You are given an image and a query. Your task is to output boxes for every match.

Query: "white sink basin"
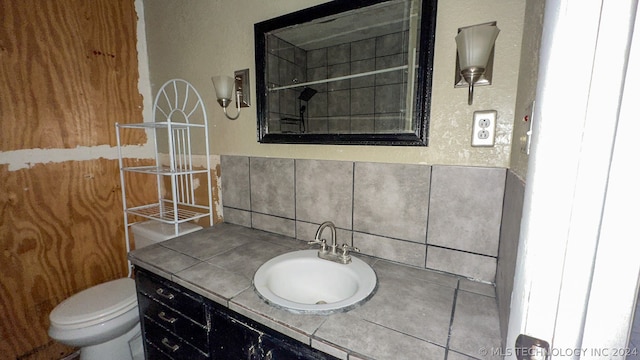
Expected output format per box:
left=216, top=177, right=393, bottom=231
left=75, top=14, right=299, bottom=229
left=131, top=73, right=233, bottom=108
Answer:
left=253, top=249, right=377, bottom=314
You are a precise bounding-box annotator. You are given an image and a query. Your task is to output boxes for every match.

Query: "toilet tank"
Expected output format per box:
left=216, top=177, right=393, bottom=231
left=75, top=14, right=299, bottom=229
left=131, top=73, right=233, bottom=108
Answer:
left=131, top=220, right=202, bottom=249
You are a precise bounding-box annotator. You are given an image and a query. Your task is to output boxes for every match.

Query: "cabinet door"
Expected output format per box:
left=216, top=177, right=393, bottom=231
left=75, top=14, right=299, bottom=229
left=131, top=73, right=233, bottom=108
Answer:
left=209, top=305, right=339, bottom=360
left=210, top=308, right=262, bottom=359
left=261, top=333, right=339, bottom=360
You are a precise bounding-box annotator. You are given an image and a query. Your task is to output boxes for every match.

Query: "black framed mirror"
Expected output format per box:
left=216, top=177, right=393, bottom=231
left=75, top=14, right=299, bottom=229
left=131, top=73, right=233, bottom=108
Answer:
left=255, top=0, right=437, bottom=145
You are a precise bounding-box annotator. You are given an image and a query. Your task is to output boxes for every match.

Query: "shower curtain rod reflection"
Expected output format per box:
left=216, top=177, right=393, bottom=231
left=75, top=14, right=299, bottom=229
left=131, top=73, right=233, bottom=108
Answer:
left=268, top=65, right=409, bottom=92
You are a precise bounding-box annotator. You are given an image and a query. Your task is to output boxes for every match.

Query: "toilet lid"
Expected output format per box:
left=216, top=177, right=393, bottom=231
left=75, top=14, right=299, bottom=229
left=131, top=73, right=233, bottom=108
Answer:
left=50, top=278, right=137, bottom=327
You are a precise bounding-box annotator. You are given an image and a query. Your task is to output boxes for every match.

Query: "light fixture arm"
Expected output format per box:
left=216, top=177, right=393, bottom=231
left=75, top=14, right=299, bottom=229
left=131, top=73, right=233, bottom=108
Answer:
left=460, top=67, right=485, bottom=105
left=221, top=90, right=242, bottom=120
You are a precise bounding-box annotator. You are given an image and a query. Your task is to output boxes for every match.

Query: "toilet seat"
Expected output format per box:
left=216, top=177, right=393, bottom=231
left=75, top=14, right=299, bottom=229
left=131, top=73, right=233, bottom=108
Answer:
left=50, top=277, right=137, bottom=330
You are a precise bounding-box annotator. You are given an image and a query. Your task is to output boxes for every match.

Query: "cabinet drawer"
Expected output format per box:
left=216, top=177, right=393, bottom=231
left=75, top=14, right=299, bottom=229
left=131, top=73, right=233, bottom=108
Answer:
left=144, top=341, right=173, bottom=360
left=144, top=317, right=209, bottom=360
left=136, top=269, right=207, bottom=325
left=139, top=295, right=209, bottom=352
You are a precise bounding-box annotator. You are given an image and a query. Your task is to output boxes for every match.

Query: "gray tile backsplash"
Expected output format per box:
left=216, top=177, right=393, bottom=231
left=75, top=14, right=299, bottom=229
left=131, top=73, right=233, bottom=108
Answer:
left=496, top=170, right=526, bottom=343
left=249, top=157, right=295, bottom=218
left=221, top=207, right=251, bottom=228
left=353, top=162, right=430, bottom=243
left=221, top=155, right=508, bottom=282
left=220, top=155, right=250, bottom=210
left=354, top=232, right=426, bottom=268
left=426, top=246, right=497, bottom=282
left=427, top=166, right=506, bottom=256
left=251, top=212, right=296, bottom=238
left=295, top=159, right=353, bottom=229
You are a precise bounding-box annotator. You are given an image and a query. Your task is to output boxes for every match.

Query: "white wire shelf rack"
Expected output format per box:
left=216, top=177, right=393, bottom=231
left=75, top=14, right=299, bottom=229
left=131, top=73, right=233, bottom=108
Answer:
left=116, top=79, right=214, bottom=277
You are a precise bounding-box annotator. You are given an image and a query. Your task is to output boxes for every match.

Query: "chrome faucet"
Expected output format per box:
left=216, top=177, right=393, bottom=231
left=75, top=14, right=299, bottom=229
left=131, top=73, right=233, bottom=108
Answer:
left=308, top=221, right=359, bottom=264
left=314, top=221, right=337, bottom=254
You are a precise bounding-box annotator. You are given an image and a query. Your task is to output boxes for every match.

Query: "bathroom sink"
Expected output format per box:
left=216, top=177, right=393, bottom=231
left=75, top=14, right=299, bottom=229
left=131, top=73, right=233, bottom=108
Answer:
left=253, top=249, right=377, bottom=314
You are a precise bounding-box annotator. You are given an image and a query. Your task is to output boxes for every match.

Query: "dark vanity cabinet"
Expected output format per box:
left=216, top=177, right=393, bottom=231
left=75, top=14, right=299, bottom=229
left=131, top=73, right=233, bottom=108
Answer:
left=136, top=269, right=210, bottom=359
left=135, top=268, right=339, bottom=360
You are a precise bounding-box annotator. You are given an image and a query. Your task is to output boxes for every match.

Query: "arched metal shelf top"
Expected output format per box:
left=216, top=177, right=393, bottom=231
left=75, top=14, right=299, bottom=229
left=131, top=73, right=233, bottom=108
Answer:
left=153, top=79, right=208, bottom=126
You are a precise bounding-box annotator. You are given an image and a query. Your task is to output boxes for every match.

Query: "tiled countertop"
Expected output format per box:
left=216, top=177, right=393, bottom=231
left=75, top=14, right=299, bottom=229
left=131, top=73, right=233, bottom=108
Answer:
left=129, top=223, right=502, bottom=360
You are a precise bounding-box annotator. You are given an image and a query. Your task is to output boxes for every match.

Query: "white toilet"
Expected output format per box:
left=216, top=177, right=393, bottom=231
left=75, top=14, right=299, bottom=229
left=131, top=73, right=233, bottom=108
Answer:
left=48, top=221, right=202, bottom=360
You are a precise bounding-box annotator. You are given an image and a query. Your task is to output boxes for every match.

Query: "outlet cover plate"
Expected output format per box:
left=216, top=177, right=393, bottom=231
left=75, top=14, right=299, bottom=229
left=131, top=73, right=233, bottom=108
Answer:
left=471, top=110, right=497, bottom=147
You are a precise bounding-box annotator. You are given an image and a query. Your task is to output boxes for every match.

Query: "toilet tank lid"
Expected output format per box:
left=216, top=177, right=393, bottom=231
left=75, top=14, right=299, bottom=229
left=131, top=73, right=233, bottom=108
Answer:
left=50, top=278, right=137, bottom=326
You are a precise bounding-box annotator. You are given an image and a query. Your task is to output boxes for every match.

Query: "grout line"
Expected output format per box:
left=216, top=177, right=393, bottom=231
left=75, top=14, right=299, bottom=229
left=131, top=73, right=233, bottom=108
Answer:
left=426, top=243, right=498, bottom=258
left=351, top=161, right=356, bottom=246
left=359, top=318, right=447, bottom=350
left=293, top=158, right=297, bottom=239
left=424, top=166, right=434, bottom=269
left=444, top=279, right=460, bottom=360
left=248, top=156, right=253, bottom=229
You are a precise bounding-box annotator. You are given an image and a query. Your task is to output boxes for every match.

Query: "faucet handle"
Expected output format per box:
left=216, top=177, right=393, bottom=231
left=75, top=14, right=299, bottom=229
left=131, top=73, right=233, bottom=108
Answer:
left=340, top=243, right=360, bottom=256
left=308, top=238, right=328, bottom=253
left=338, top=244, right=359, bottom=264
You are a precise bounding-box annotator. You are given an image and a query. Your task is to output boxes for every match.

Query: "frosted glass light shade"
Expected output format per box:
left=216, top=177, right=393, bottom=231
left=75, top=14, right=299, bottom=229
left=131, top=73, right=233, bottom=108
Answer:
left=455, top=24, right=500, bottom=70
left=212, top=75, right=234, bottom=101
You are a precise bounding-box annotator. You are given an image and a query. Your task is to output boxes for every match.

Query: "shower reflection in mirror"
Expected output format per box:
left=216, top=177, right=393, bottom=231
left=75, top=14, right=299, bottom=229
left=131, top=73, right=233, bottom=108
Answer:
left=255, top=0, right=437, bottom=145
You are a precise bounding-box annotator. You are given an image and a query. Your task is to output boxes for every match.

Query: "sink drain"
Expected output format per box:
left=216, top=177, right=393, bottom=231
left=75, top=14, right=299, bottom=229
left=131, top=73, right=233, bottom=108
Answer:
left=315, top=300, right=327, bottom=305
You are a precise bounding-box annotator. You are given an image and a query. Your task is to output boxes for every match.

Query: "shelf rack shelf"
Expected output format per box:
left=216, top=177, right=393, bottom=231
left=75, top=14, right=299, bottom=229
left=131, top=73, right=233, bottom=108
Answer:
left=125, top=200, right=211, bottom=224
left=120, top=165, right=209, bottom=176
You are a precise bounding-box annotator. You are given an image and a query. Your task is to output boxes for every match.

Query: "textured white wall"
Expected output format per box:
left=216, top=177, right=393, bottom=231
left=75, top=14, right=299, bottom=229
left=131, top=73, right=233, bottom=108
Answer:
left=142, top=0, right=526, bottom=167
left=509, top=0, right=546, bottom=179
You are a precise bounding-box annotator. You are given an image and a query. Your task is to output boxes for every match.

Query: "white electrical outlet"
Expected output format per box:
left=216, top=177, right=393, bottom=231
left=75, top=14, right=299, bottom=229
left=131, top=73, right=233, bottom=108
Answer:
left=471, top=110, right=497, bottom=147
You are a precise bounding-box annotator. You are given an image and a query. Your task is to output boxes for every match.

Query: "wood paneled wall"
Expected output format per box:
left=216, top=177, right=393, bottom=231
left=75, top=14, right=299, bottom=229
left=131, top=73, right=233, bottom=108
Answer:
left=0, top=0, right=142, bottom=151
left=0, top=160, right=159, bottom=359
left=0, top=1, right=152, bottom=358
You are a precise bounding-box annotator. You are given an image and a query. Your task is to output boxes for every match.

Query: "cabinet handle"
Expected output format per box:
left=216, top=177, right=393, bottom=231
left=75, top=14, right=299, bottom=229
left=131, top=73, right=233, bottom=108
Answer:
left=247, top=345, right=260, bottom=360
left=155, top=288, right=175, bottom=300
left=158, top=311, right=177, bottom=324
left=161, top=337, right=180, bottom=352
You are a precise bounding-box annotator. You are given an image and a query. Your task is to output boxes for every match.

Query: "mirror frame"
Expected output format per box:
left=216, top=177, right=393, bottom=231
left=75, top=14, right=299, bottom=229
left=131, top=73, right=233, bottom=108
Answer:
left=254, top=0, right=437, bottom=146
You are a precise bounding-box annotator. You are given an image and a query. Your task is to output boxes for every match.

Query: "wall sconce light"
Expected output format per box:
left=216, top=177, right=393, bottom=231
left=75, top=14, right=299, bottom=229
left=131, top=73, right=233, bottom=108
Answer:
left=455, top=22, right=500, bottom=105
left=211, top=69, right=250, bottom=120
